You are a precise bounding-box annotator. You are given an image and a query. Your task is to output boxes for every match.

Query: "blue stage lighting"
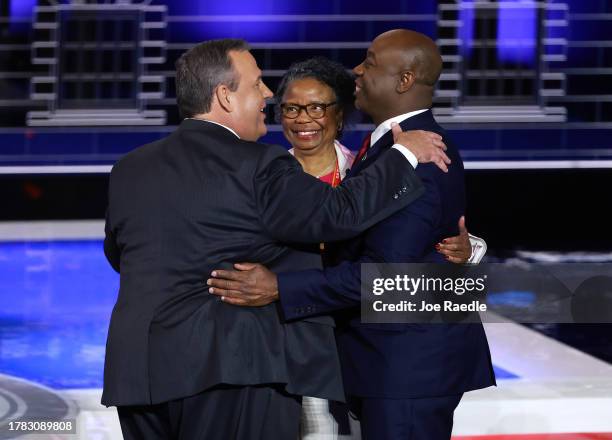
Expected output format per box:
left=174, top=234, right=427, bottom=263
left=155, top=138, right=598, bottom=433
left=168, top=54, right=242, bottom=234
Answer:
left=497, top=0, right=538, bottom=66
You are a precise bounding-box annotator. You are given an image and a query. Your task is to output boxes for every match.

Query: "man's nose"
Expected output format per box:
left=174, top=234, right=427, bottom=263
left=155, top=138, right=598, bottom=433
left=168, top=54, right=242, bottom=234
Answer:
left=262, top=82, right=273, bottom=99
left=353, top=63, right=364, bottom=75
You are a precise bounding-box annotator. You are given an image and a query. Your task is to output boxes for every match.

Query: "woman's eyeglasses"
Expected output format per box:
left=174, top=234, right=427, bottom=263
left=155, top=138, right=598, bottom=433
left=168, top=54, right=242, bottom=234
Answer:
left=280, top=102, right=337, bottom=119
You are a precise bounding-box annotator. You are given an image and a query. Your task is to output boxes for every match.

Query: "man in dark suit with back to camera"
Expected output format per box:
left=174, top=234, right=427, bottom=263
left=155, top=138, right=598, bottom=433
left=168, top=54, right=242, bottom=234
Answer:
left=102, top=38, right=452, bottom=440
left=208, top=30, right=496, bottom=440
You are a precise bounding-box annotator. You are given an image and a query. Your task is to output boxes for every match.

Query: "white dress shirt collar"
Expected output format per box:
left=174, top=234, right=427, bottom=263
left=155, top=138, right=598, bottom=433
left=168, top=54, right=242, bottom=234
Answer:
left=370, top=108, right=429, bottom=147
left=186, top=118, right=240, bottom=139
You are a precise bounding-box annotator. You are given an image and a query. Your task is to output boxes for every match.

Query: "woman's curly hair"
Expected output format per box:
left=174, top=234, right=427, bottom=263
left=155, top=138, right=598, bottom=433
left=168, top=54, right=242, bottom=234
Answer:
left=275, top=57, right=356, bottom=137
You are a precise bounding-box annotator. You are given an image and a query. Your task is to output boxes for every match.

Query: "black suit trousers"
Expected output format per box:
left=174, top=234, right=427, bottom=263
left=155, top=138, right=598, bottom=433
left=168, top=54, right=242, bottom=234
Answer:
left=348, top=393, right=463, bottom=440
left=117, top=384, right=301, bottom=440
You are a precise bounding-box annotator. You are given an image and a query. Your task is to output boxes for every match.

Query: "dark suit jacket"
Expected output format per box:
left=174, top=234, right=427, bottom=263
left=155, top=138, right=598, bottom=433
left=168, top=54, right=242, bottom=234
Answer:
left=102, top=119, right=424, bottom=406
left=278, top=110, right=496, bottom=399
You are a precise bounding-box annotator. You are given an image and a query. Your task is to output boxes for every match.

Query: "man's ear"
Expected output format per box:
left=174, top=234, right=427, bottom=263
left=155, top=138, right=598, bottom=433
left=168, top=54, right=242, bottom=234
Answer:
left=215, top=84, right=233, bottom=112
left=397, top=71, right=416, bottom=94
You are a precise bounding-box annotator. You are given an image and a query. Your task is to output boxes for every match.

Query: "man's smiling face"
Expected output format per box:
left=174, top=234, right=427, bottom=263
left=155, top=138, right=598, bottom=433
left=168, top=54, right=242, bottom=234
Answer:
left=227, top=50, right=273, bottom=141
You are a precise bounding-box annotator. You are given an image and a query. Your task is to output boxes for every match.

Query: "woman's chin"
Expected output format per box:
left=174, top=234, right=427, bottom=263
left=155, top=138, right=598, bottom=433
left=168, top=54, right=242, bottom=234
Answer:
left=292, top=141, right=322, bottom=152
left=291, top=135, right=322, bottom=149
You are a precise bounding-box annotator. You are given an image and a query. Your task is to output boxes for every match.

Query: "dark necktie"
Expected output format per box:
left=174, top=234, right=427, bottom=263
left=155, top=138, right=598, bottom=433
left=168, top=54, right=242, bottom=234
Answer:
left=352, top=132, right=371, bottom=167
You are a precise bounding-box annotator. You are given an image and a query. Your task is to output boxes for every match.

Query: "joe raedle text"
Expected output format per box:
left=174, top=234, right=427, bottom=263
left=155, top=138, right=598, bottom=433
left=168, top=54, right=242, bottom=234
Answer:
left=372, top=299, right=487, bottom=313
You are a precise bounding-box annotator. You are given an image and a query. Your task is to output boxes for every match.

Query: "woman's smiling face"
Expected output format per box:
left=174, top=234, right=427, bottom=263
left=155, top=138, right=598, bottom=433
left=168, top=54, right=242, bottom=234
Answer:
left=281, top=77, right=342, bottom=153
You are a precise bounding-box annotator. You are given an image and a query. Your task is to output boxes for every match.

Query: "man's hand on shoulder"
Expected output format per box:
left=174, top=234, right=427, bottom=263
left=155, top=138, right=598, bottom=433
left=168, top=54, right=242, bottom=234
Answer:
left=391, top=123, right=450, bottom=173
left=207, top=263, right=278, bottom=306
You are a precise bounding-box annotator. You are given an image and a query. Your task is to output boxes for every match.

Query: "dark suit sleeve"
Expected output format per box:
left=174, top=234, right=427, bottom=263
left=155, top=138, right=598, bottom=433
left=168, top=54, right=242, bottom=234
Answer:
left=104, top=203, right=121, bottom=273
left=254, top=147, right=424, bottom=243
left=278, top=170, right=441, bottom=320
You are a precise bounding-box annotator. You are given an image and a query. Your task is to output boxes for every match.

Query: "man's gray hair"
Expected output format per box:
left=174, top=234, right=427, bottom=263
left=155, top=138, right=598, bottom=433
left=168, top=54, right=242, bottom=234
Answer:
left=175, top=39, right=250, bottom=118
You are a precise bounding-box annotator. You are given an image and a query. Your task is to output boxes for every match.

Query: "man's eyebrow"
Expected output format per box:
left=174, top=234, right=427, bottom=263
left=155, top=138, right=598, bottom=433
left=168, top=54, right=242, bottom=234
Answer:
left=366, top=50, right=376, bottom=60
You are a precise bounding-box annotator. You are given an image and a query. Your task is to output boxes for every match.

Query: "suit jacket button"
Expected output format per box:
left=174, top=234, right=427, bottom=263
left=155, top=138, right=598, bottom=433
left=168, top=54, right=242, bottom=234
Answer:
left=393, top=194, right=399, bottom=199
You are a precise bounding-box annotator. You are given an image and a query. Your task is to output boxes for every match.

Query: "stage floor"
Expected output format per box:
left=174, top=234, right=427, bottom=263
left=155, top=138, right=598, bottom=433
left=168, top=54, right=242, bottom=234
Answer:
left=0, top=221, right=611, bottom=439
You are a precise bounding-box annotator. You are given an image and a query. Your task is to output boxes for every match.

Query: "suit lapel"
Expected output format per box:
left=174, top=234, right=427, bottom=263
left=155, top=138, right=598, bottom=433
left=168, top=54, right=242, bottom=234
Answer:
left=347, top=110, right=436, bottom=178
left=347, top=131, right=393, bottom=177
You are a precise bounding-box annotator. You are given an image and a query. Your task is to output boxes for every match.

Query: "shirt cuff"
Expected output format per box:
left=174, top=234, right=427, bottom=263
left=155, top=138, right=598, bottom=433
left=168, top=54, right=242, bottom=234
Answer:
left=391, top=144, right=418, bottom=169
